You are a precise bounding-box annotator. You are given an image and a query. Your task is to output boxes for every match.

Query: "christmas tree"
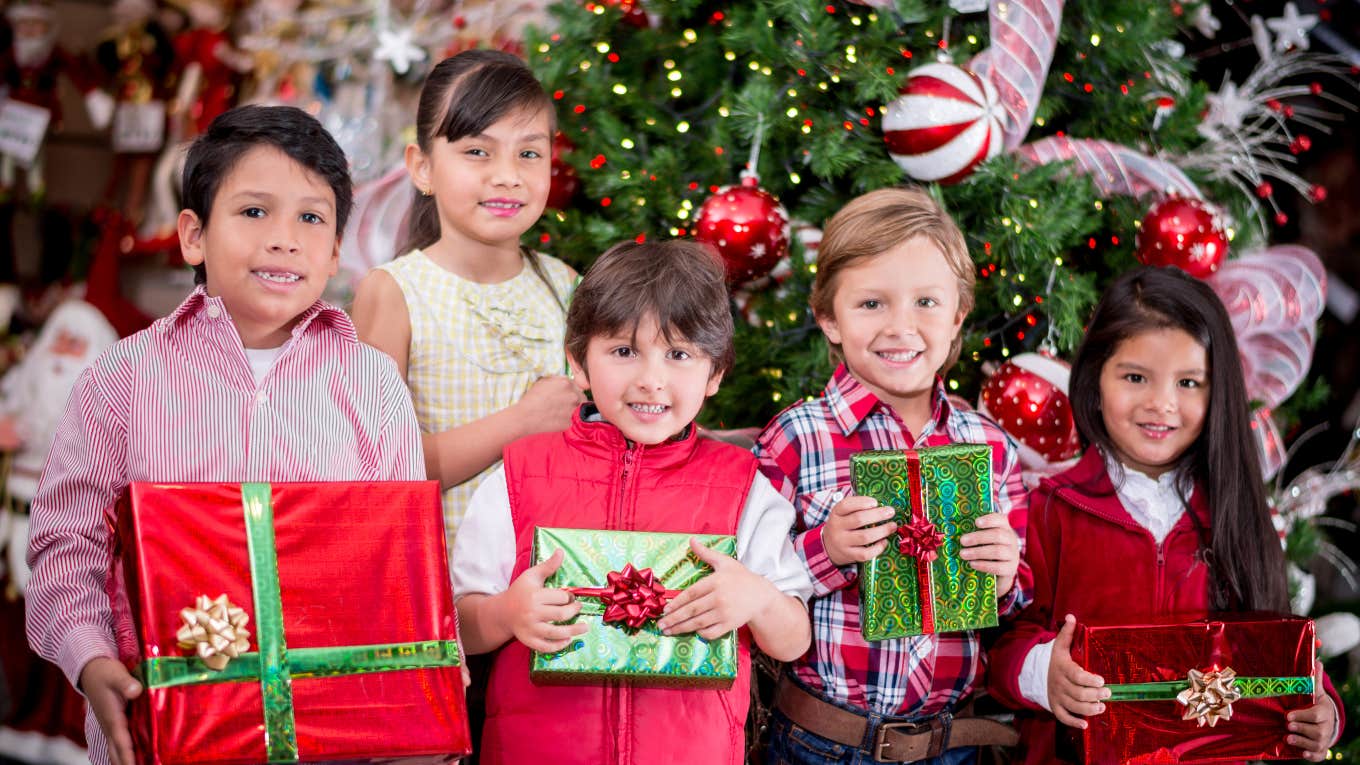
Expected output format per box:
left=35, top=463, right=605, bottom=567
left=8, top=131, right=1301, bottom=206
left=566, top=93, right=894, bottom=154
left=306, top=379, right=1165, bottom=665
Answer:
left=521, top=0, right=1358, bottom=755
left=524, top=0, right=1349, bottom=431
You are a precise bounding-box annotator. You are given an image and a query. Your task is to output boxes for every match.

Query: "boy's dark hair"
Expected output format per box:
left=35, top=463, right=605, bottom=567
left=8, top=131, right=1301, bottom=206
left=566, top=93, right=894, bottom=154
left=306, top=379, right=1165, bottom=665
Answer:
left=400, top=49, right=555, bottom=256
left=566, top=240, right=734, bottom=378
left=1067, top=265, right=1287, bottom=613
left=182, top=105, right=353, bottom=285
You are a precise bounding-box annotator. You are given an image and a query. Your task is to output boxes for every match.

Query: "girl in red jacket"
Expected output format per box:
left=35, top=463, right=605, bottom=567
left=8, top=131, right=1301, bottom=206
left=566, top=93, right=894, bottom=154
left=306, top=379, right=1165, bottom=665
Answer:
left=987, top=266, right=1343, bottom=764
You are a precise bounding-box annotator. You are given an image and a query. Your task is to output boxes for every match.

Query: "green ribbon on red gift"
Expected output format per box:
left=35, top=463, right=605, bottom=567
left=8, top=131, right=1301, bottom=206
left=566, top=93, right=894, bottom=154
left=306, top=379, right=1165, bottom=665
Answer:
left=136, top=483, right=462, bottom=764
left=1105, top=667, right=1313, bottom=727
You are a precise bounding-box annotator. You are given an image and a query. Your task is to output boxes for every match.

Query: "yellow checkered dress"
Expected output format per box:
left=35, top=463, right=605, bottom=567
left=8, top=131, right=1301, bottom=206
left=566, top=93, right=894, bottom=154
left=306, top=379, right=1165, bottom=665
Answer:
left=377, top=248, right=574, bottom=553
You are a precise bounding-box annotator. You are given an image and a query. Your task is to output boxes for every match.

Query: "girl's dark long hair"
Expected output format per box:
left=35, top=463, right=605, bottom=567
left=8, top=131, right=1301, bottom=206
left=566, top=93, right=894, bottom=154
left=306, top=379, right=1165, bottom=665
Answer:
left=399, top=49, right=561, bottom=306
left=1068, top=266, right=1288, bottom=612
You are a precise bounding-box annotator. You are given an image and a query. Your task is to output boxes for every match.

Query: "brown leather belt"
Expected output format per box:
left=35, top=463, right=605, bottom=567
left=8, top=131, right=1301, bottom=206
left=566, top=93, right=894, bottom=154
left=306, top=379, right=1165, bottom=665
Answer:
left=774, top=675, right=1019, bottom=763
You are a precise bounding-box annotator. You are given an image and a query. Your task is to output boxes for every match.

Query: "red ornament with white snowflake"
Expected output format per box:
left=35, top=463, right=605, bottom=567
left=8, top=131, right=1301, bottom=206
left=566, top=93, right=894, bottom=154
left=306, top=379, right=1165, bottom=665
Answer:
left=693, top=176, right=790, bottom=285
left=546, top=131, right=579, bottom=210
left=882, top=62, right=1005, bottom=184
left=979, top=353, right=1082, bottom=468
left=1135, top=197, right=1229, bottom=278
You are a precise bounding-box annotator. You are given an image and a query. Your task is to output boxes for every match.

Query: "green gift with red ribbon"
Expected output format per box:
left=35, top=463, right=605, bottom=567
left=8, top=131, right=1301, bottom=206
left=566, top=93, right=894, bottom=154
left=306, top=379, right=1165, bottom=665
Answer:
left=530, top=527, right=739, bottom=687
left=112, top=482, right=471, bottom=764
left=850, top=445, right=998, bottom=641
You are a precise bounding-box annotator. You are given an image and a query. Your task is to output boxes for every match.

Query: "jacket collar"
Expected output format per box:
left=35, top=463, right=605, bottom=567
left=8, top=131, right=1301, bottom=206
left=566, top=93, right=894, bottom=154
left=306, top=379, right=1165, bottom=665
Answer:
left=1040, top=445, right=1210, bottom=532
left=823, top=362, right=952, bottom=439
left=565, top=403, right=700, bottom=470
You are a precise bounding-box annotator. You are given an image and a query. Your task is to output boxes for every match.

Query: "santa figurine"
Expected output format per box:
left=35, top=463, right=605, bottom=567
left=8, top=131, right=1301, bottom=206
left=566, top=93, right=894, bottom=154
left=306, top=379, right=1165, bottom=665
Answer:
left=92, top=0, right=176, bottom=227
left=0, top=299, right=116, bottom=765
left=0, top=1, right=112, bottom=283
left=142, top=0, right=250, bottom=237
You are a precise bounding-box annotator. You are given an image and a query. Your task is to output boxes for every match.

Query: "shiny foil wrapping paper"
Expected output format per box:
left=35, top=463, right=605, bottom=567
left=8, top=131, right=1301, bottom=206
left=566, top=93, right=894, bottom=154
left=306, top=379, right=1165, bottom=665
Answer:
left=530, top=527, right=738, bottom=688
left=1070, top=615, right=1316, bottom=764
left=112, top=482, right=472, bottom=765
left=850, top=445, right=997, bottom=640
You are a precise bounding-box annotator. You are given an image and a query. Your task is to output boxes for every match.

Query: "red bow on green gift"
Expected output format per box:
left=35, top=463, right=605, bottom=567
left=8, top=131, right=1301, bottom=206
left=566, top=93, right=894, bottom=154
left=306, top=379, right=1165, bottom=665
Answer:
left=569, top=564, right=681, bottom=628
left=897, top=516, right=944, bottom=561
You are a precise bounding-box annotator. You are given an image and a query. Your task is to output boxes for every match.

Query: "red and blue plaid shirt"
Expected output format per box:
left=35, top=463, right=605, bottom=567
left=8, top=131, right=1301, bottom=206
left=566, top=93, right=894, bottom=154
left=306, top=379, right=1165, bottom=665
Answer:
left=755, top=364, right=1030, bottom=717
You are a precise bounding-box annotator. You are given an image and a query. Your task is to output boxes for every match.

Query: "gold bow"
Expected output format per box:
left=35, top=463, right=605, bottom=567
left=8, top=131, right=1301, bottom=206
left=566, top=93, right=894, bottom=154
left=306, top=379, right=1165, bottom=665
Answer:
left=176, top=594, right=251, bottom=671
left=1175, top=667, right=1243, bottom=727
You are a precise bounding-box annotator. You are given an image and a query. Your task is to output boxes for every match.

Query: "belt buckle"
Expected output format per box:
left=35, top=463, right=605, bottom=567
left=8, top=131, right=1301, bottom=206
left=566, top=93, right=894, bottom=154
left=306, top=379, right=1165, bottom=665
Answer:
left=875, top=718, right=941, bottom=756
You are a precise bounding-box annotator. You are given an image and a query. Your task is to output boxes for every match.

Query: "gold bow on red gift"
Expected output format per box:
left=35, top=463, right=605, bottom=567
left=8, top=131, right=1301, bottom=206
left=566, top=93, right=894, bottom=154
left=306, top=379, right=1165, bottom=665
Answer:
left=1175, top=666, right=1243, bottom=727
left=176, top=594, right=251, bottom=671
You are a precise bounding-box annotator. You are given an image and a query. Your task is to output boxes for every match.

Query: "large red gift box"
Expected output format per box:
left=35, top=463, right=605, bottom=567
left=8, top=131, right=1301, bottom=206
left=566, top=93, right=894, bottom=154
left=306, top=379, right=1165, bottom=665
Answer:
left=111, top=482, right=471, bottom=765
left=1069, top=615, right=1316, bottom=765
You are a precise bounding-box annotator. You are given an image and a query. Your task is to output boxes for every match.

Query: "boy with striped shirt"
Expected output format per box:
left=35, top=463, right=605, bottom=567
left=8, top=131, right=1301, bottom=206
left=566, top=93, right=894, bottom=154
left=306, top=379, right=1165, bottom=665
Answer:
left=25, top=105, right=426, bottom=765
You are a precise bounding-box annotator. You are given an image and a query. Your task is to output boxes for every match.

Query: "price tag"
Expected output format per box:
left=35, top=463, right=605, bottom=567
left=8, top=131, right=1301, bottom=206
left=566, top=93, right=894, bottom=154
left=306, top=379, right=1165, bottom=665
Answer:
left=112, top=101, right=166, bottom=153
left=0, top=99, right=52, bottom=166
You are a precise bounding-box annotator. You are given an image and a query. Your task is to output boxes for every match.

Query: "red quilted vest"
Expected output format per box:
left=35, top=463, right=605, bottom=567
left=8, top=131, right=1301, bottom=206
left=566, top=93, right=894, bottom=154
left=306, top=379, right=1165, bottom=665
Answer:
left=480, top=409, right=756, bottom=765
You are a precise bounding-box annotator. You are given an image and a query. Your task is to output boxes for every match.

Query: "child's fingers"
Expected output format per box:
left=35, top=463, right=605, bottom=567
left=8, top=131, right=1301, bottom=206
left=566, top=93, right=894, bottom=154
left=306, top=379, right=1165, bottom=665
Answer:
left=1287, top=704, right=1330, bottom=725
left=659, top=593, right=720, bottom=635
left=845, top=519, right=897, bottom=547
left=541, top=601, right=583, bottom=623
left=1051, top=703, right=1089, bottom=730
left=831, top=496, right=878, bottom=515
left=959, top=524, right=1014, bottom=549
left=958, top=541, right=1016, bottom=564
left=537, top=587, right=576, bottom=607
left=662, top=578, right=715, bottom=615
left=844, top=505, right=896, bottom=530
left=698, top=622, right=734, bottom=641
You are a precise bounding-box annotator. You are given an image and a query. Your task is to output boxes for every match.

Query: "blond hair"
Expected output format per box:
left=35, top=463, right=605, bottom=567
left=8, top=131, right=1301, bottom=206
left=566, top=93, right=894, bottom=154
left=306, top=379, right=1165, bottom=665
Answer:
left=810, top=186, right=976, bottom=370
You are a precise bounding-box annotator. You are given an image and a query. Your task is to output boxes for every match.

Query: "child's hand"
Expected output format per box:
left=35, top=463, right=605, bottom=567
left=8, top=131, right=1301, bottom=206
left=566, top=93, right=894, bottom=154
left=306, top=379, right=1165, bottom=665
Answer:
left=1048, top=614, right=1109, bottom=729
left=502, top=549, right=589, bottom=653
left=1286, top=661, right=1338, bottom=760
left=822, top=495, right=897, bottom=566
left=79, top=657, right=143, bottom=765
left=515, top=376, right=583, bottom=436
left=959, top=513, right=1020, bottom=596
left=657, top=537, right=777, bottom=639
left=0, top=415, right=23, bottom=451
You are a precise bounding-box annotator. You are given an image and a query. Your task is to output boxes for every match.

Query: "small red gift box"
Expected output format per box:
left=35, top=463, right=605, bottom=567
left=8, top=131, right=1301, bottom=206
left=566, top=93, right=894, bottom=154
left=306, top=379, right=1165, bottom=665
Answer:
left=1069, top=614, right=1316, bottom=765
left=112, top=482, right=471, bottom=765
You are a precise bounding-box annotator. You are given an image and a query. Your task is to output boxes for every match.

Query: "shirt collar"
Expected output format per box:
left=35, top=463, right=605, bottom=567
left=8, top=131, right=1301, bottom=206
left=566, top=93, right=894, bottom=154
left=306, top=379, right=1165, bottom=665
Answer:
left=164, top=286, right=357, bottom=343
left=823, top=362, right=952, bottom=438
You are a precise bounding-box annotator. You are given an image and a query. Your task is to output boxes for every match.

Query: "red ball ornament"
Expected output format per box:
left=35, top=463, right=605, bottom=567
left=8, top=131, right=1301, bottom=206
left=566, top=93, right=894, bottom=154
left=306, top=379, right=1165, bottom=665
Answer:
left=1135, top=197, right=1229, bottom=278
left=979, top=353, right=1082, bottom=467
left=594, top=0, right=649, bottom=27
left=546, top=131, right=579, bottom=210
left=693, top=176, right=791, bottom=285
left=882, top=62, right=1004, bottom=184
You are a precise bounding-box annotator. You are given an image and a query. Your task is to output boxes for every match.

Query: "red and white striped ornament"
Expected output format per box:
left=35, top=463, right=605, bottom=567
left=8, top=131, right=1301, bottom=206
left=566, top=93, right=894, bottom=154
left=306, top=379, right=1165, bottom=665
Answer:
left=882, top=62, right=1005, bottom=184
left=979, top=353, right=1082, bottom=468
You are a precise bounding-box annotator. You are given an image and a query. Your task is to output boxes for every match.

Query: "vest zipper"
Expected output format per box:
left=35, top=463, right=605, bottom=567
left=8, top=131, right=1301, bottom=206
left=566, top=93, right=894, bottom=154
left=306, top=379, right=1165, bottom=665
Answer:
left=619, top=446, right=637, bottom=530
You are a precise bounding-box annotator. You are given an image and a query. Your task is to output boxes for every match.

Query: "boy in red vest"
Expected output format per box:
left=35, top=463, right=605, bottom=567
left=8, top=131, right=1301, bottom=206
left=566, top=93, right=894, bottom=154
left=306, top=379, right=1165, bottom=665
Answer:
left=452, top=239, right=813, bottom=764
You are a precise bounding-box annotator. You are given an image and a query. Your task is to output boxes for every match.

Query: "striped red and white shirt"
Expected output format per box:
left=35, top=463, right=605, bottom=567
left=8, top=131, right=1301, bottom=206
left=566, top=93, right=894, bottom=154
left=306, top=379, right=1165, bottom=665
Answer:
left=25, top=288, right=425, bottom=764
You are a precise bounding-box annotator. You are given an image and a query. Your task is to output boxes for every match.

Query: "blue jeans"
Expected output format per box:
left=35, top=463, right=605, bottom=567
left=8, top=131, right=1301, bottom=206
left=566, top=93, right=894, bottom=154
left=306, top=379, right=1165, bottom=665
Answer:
left=766, top=709, right=980, bottom=765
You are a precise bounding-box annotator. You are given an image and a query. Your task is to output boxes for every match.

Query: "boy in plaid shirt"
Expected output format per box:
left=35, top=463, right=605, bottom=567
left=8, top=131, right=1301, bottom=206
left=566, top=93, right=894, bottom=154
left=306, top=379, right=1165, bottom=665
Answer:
left=755, top=188, right=1029, bottom=764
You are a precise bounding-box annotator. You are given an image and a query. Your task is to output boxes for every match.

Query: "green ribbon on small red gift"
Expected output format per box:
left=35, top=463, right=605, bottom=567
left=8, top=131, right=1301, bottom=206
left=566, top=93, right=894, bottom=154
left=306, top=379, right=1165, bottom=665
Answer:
left=136, top=483, right=462, bottom=764
left=1105, top=665, right=1314, bottom=728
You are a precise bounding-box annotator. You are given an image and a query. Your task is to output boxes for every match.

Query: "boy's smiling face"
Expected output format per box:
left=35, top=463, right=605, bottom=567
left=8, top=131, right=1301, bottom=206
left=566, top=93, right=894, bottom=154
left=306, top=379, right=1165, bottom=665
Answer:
left=568, top=313, right=722, bottom=445
left=178, top=144, right=340, bottom=349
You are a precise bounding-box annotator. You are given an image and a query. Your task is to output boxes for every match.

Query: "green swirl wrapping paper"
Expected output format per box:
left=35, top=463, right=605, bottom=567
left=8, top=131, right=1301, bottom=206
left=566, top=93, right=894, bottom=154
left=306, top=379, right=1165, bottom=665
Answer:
left=530, top=527, right=739, bottom=688
left=851, top=445, right=997, bottom=641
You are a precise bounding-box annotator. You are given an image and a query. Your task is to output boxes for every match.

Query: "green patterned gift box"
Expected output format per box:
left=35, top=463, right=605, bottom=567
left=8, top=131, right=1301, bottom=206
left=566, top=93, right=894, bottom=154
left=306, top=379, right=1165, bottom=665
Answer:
left=530, top=527, right=738, bottom=688
left=851, top=445, right=997, bottom=641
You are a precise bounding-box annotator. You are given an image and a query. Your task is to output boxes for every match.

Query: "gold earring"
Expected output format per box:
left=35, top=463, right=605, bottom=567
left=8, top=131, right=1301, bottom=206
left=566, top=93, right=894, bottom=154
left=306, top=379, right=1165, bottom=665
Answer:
left=421, top=187, right=433, bottom=197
